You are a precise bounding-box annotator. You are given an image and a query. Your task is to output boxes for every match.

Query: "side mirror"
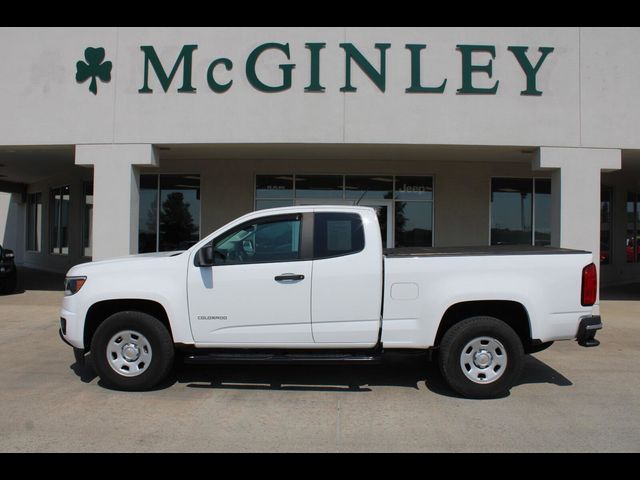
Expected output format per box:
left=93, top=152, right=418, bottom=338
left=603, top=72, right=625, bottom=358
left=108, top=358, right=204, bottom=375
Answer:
left=242, top=240, right=255, bottom=255
left=195, top=245, right=214, bottom=267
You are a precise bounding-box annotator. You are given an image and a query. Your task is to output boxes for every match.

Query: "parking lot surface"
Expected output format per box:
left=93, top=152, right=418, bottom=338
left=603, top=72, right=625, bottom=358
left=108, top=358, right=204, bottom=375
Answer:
left=0, top=270, right=639, bottom=452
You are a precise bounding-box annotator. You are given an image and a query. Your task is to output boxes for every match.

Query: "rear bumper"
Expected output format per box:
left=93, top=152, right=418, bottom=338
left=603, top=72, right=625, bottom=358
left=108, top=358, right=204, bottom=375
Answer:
left=577, top=316, right=603, bottom=347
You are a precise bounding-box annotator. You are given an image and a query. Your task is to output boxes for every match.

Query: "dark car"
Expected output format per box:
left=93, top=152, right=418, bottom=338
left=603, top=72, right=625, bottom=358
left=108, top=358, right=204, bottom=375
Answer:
left=0, top=244, right=17, bottom=294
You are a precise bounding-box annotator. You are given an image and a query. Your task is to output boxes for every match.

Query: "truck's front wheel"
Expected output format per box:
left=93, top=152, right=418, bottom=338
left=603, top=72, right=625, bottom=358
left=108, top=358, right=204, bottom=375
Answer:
left=438, top=316, right=524, bottom=399
left=91, top=311, right=174, bottom=391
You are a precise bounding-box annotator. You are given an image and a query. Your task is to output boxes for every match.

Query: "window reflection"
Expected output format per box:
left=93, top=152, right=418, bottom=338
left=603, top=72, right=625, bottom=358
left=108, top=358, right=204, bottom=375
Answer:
left=27, top=193, right=42, bottom=252
left=600, top=187, right=612, bottom=265
left=139, top=175, right=201, bottom=253
left=534, top=179, right=551, bottom=247
left=491, top=178, right=533, bottom=245
left=254, top=174, right=434, bottom=248
left=345, top=176, right=393, bottom=200
left=159, top=175, right=200, bottom=252
left=395, top=176, right=433, bottom=201
left=626, top=192, right=639, bottom=264
left=256, top=175, right=293, bottom=199
left=83, top=183, right=93, bottom=257
left=139, top=175, right=158, bottom=254
left=50, top=185, right=70, bottom=255
left=395, top=202, right=433, bottom=248
left=295, top=175, right=343, bottom=198
left=491, top=178, right=551, bottom=247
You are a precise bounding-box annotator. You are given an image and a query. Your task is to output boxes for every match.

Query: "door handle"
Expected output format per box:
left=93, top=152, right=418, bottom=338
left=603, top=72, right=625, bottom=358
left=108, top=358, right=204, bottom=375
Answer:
left=275, top=274, right=305, bottom=282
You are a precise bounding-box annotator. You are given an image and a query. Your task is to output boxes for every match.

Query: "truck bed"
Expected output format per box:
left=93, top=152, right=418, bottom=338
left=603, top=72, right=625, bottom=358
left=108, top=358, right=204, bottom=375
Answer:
left=384, top=245, right=590, bottom=258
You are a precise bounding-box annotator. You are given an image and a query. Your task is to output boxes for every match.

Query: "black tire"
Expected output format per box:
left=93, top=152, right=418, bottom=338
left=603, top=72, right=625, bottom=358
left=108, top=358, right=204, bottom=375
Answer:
left=91, top=311, right=174, bottom=391
left=0, top=271, right=17, bottom=295
left=438, top=316, right=524, bottom=399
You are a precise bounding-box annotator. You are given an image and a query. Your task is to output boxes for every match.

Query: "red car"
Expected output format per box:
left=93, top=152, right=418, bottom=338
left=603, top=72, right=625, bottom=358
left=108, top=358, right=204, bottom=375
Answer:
left=625, top=236, right=640, bottom=263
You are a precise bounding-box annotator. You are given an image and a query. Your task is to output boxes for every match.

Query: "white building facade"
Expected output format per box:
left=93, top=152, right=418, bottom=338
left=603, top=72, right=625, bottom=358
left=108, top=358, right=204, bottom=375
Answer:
left=0, top=27, right=638, bottom=286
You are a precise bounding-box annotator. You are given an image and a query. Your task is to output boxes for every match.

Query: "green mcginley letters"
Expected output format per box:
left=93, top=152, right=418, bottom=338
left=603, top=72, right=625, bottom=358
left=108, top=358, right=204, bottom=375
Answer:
left=137, top=42, right=555, bottom=97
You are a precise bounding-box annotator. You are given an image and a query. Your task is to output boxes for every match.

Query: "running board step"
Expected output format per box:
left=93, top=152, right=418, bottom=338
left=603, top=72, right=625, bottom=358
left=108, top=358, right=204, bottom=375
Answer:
left=184, top=352, right=383, bottom=366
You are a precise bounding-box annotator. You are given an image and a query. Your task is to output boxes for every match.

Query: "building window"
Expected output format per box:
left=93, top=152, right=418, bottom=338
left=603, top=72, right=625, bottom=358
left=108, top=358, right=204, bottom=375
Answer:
left=26, top=193, right=42, bottom=252
left=255, top=175, right=294, bottom=211
left=139, top=174, right=201, bottom=253
left=491, top=178, right=551, bottom=246
left=255, top=175, right=434, bottom=248
left=296, top=175, right=344, bottom=199
left=534, top=179, right=551, bottom=246
left=50, top=186, right=70, bottom=255
left=600, top=187, right=613, bottom=266
left=626, top=192, right=640, bottom=264
left=394, top=176, right=433, bottom=248
left=345, top=176, right=393, bottom=201
left=83, top=182, right=93, bottom=258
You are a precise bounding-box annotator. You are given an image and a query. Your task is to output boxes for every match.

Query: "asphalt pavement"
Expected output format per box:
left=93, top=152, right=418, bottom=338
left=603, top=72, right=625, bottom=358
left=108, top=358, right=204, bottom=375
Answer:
left=0, top=271, right=638, bottom=452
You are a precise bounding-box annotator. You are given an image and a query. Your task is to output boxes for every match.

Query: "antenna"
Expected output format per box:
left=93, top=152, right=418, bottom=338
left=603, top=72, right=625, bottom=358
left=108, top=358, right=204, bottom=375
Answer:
left=355, top=189, right=368, bottom=206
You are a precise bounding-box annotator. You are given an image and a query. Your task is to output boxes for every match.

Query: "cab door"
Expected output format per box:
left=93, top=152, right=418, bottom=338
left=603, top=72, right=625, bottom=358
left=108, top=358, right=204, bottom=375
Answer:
left=188, top=213, right=314, bottom=345
left=310, top=211, right=383, bottom=346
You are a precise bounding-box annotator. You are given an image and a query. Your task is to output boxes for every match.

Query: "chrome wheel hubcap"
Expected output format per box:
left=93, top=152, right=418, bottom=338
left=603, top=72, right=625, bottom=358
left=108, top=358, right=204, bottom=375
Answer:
left=107, top=330, right=152, bottom=378
left=460, top=337, right=508, bottom=384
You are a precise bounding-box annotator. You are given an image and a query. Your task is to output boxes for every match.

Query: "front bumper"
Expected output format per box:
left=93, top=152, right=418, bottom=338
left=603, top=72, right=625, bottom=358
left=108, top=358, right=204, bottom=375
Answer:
left=59, top=327, right=86, bottom=367
left=577, top=316, right=603, bottom=347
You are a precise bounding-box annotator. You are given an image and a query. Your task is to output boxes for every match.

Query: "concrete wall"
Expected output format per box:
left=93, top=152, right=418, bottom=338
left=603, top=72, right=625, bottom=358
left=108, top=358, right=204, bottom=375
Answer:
left=0, top=27, right=638, bottom=149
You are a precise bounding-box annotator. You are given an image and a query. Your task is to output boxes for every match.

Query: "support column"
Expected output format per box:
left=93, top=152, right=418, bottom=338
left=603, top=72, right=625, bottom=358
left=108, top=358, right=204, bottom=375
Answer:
left=533, top=147, right=621, bottom=264
left=76, top=144, right=158, bottom=261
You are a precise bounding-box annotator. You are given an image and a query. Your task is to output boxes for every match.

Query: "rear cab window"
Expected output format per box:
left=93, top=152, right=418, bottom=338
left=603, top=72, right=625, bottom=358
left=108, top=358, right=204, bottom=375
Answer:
left=314, top=212, right=365, bottom=259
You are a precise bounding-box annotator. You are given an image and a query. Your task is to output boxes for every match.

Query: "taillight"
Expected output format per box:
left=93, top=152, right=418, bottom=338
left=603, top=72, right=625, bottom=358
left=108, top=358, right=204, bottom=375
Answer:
left=581, top=263, right=597, bottom=307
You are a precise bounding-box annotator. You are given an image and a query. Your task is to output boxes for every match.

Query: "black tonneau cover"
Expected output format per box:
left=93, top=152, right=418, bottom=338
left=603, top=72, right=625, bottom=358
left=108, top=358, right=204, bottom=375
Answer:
left=384, top=245, right=591, bottom=258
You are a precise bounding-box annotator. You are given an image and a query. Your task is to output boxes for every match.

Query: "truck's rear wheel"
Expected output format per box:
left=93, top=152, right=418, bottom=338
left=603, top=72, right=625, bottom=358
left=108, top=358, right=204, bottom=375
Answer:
left=438, top=316, right=524, bottom=399
left=91, top=311, right=174, bottom=391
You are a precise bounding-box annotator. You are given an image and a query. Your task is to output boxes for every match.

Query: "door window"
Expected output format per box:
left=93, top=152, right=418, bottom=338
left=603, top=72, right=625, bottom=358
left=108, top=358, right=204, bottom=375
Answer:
left=213, top=216, right=302, bottom=266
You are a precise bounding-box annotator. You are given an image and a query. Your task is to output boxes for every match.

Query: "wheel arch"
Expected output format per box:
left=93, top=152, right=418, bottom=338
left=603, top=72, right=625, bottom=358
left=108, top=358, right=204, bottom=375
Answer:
left=434, top=300, right=532, bottom=349
left=84, top=299, right=173, bottom=352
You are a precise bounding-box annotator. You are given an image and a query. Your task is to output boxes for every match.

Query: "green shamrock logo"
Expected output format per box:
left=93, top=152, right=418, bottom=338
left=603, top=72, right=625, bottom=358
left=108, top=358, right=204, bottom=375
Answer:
left=76, top=47, right=112, bottom=95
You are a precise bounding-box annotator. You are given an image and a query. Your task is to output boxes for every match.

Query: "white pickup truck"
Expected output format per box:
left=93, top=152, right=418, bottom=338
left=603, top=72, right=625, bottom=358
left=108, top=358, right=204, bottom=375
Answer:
left=60, top=206, right=602, bottom=398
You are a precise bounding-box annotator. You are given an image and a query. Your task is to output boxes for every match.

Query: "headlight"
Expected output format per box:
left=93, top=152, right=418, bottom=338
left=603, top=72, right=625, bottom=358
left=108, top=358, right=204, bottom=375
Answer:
left=64, top=276, right=87, bottom=296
